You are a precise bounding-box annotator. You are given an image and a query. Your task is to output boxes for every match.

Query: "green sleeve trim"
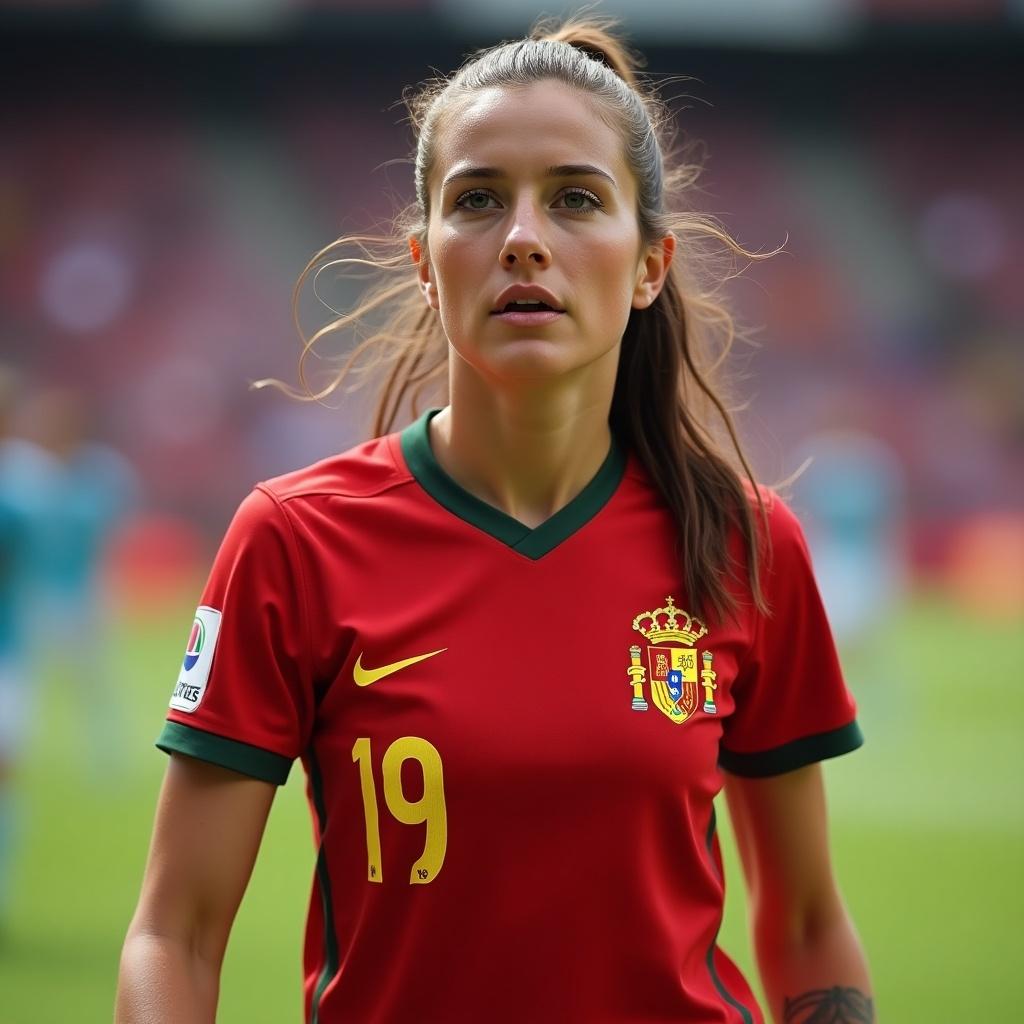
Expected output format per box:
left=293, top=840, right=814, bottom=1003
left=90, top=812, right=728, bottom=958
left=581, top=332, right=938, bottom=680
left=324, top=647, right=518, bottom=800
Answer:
left=156, top=721, right=293, bottom=785
left=719, top=720, right=864, bottom=778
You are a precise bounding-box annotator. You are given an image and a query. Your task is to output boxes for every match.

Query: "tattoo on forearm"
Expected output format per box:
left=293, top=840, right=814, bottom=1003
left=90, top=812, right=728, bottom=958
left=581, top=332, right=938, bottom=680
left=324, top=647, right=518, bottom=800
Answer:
left=783, top=986, right=875, bottom=1023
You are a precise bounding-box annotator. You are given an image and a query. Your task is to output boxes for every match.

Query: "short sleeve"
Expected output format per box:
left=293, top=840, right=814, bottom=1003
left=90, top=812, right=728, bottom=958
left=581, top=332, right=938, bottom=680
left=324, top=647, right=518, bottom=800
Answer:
left=719, top=494, right=863, bottom=777
left=155, top=486, right=313, bottom=785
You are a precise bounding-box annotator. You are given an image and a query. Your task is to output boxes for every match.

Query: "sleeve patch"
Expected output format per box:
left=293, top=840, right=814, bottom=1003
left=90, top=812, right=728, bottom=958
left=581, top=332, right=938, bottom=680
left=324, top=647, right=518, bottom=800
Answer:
left=169, top=606, right=222, bottom=713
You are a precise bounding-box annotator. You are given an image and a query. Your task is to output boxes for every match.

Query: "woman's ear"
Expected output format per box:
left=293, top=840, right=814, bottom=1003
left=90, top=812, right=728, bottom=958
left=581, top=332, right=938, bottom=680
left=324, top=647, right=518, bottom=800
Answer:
left=410, top=236, right=439, bottom=311
left=631, top=233, right=676, bottom=310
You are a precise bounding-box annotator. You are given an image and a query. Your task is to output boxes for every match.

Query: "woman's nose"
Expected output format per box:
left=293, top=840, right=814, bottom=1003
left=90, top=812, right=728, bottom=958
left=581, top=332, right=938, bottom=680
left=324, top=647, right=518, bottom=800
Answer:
left=499, top=202, right=551, bottom=268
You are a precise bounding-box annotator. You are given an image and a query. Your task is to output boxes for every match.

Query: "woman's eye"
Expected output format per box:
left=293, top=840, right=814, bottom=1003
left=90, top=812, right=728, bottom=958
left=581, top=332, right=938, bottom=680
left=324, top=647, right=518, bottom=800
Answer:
left=556, top=188, right=602, bottom=212
left=455, top=190, right=498, bottom=211
left=453, top=187, right=602, bottom=213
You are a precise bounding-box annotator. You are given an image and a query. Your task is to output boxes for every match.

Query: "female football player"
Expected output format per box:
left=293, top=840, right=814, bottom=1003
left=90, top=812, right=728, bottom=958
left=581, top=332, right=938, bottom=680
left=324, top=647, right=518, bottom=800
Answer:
left=117, top=15, right=875, bottom=1024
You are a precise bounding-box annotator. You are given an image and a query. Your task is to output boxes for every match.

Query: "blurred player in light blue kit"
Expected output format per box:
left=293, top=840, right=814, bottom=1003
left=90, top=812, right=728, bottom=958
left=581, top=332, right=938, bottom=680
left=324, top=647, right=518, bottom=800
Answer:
left=0, top=368, right=58, bottom=928
left=791, top=429, right=906, bottom=645
left=18, top=386, right=140, bottom=781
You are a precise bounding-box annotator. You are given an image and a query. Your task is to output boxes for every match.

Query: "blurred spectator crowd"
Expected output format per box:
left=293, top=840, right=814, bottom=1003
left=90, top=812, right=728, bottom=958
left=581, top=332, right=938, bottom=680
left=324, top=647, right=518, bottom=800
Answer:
left=0, top=31, right=1020, bottom=598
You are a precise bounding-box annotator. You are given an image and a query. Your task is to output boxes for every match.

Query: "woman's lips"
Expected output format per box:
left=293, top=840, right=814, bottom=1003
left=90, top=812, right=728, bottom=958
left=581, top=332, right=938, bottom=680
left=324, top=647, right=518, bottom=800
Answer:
left=490, top=310, right=565, bottom=325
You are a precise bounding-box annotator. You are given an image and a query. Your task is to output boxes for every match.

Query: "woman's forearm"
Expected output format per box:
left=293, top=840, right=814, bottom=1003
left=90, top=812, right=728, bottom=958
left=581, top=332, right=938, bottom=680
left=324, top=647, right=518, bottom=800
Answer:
left=754, top=903, right=875, bottom=1023
left=115, top=928, right=220, bottom=1024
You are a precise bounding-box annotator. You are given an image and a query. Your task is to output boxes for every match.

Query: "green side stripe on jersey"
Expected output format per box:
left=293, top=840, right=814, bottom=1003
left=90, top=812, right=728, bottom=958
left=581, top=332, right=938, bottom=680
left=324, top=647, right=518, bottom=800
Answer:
left=718, top=720, right=864, bottom=778
left=308, top=748, right=340, bottom=1024
left=704, top=926, right=756, bottom=1022
left=705, top=805, right=718, bottom=864
left=155, top=722, right=292, bottom=785
left=400, top=408, right=627, bottom=559
left=703, top=807, right=756, bottom=1024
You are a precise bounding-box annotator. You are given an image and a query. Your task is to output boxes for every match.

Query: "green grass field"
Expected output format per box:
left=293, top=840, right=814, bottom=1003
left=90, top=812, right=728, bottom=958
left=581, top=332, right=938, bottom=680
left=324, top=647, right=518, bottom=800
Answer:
left=1, top=589, right=1020, bottom=1022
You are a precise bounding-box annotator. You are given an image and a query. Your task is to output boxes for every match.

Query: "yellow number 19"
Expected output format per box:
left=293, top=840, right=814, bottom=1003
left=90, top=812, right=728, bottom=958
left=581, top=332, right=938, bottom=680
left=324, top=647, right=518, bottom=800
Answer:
left=351, top=736, right=447, bottom=885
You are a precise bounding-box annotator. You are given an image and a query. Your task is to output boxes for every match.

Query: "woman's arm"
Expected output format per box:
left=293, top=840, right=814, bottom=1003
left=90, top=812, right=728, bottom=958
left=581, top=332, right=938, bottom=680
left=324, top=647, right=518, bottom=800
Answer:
left=115, top=753, right=277, bottom=1024
left=724, top=764, right=875, bottom=1024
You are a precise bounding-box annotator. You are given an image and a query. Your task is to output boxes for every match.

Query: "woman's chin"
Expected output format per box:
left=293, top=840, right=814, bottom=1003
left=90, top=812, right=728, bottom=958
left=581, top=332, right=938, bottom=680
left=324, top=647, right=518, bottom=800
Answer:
left=467, top=332, right=622, bottom=384
left=452, top=336, right=574, bottom=381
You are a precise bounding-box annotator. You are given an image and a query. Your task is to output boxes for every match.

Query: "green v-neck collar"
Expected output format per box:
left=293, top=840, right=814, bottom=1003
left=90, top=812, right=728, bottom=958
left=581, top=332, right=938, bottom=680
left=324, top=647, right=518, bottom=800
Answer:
left=399, top=408, right=627, bottom=559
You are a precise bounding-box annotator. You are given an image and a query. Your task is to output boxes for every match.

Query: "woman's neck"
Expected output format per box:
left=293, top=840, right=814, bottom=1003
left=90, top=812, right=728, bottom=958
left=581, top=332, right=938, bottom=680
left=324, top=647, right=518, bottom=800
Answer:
left=428, top=363, right=617, bottom=529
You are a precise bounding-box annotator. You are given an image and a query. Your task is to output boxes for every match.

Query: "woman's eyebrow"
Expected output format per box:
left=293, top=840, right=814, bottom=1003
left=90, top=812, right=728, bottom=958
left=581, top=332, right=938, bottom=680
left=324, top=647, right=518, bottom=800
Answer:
left=441, top=163, right=617, bottom=189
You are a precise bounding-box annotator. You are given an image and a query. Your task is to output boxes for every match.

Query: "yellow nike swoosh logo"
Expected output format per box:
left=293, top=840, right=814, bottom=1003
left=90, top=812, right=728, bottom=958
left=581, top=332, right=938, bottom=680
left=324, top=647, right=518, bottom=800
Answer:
left=353, top=648, right=447, bottom=687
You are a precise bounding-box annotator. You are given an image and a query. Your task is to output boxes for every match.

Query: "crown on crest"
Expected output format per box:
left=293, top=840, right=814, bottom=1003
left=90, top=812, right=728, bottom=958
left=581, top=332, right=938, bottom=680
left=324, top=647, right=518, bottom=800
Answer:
left=632, top=596, right=707, bottom=646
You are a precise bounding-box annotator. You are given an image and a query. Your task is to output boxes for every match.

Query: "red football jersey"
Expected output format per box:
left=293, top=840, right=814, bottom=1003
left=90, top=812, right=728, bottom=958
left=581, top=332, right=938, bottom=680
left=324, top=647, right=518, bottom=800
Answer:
left=158, top=407, right=862, bottom=1023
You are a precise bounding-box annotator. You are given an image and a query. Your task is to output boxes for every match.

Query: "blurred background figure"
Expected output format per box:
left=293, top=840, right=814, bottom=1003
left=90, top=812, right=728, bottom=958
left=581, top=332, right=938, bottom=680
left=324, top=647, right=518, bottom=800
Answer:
left=0, top=375, right=138, bottom=930
left=790, top=429, right=907, bottom=646
left=0, top=366, right=47, bottom=931
left=0, top=366, right=28, bottom=931
left=17, top=386, right=139, bottom=781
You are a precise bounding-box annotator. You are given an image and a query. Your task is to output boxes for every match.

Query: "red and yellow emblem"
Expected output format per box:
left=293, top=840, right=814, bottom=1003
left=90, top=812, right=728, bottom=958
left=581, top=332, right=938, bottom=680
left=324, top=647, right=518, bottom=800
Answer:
left=626, top=596, right=718, bottom=724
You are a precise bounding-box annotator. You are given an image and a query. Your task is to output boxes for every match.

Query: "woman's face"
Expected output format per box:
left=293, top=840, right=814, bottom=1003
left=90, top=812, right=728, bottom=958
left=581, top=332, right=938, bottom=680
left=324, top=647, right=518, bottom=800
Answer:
left=416, top=79, right=673, bottom=386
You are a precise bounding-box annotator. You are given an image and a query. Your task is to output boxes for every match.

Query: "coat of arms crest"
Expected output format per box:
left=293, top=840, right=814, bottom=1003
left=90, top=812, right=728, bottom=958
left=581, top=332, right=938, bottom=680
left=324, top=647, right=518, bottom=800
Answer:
left=626, top=596, right=718, bottom=724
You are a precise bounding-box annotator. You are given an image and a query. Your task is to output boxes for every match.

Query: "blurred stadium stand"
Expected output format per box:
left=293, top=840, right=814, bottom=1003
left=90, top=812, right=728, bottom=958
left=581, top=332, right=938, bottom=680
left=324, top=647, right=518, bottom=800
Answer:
left=0, top=0, right=1020, bottom=592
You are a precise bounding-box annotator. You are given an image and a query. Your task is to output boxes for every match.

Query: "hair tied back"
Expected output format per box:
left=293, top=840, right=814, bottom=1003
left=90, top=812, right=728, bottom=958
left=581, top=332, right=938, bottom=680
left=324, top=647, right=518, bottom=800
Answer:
left=531, top=12, right=644, bottom=90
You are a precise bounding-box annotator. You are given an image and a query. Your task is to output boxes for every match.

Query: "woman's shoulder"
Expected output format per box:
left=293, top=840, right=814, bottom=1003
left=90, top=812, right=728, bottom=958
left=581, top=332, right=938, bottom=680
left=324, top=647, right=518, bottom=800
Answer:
left=623, top=453, right=808, bottom=558
left=744, top=483, right=804, bottom=542
left=257, top=430, right=411, bottom=506
left=213, top=431, right=414, bottom=558
left=737, top=483, right=821, bottom=599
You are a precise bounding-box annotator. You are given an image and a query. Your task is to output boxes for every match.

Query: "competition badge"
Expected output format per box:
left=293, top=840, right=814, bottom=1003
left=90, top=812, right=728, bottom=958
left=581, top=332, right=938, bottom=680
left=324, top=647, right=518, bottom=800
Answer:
left=169, top=605, right=222, bottom=713
left=626, top=596, right=717, bottom=723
